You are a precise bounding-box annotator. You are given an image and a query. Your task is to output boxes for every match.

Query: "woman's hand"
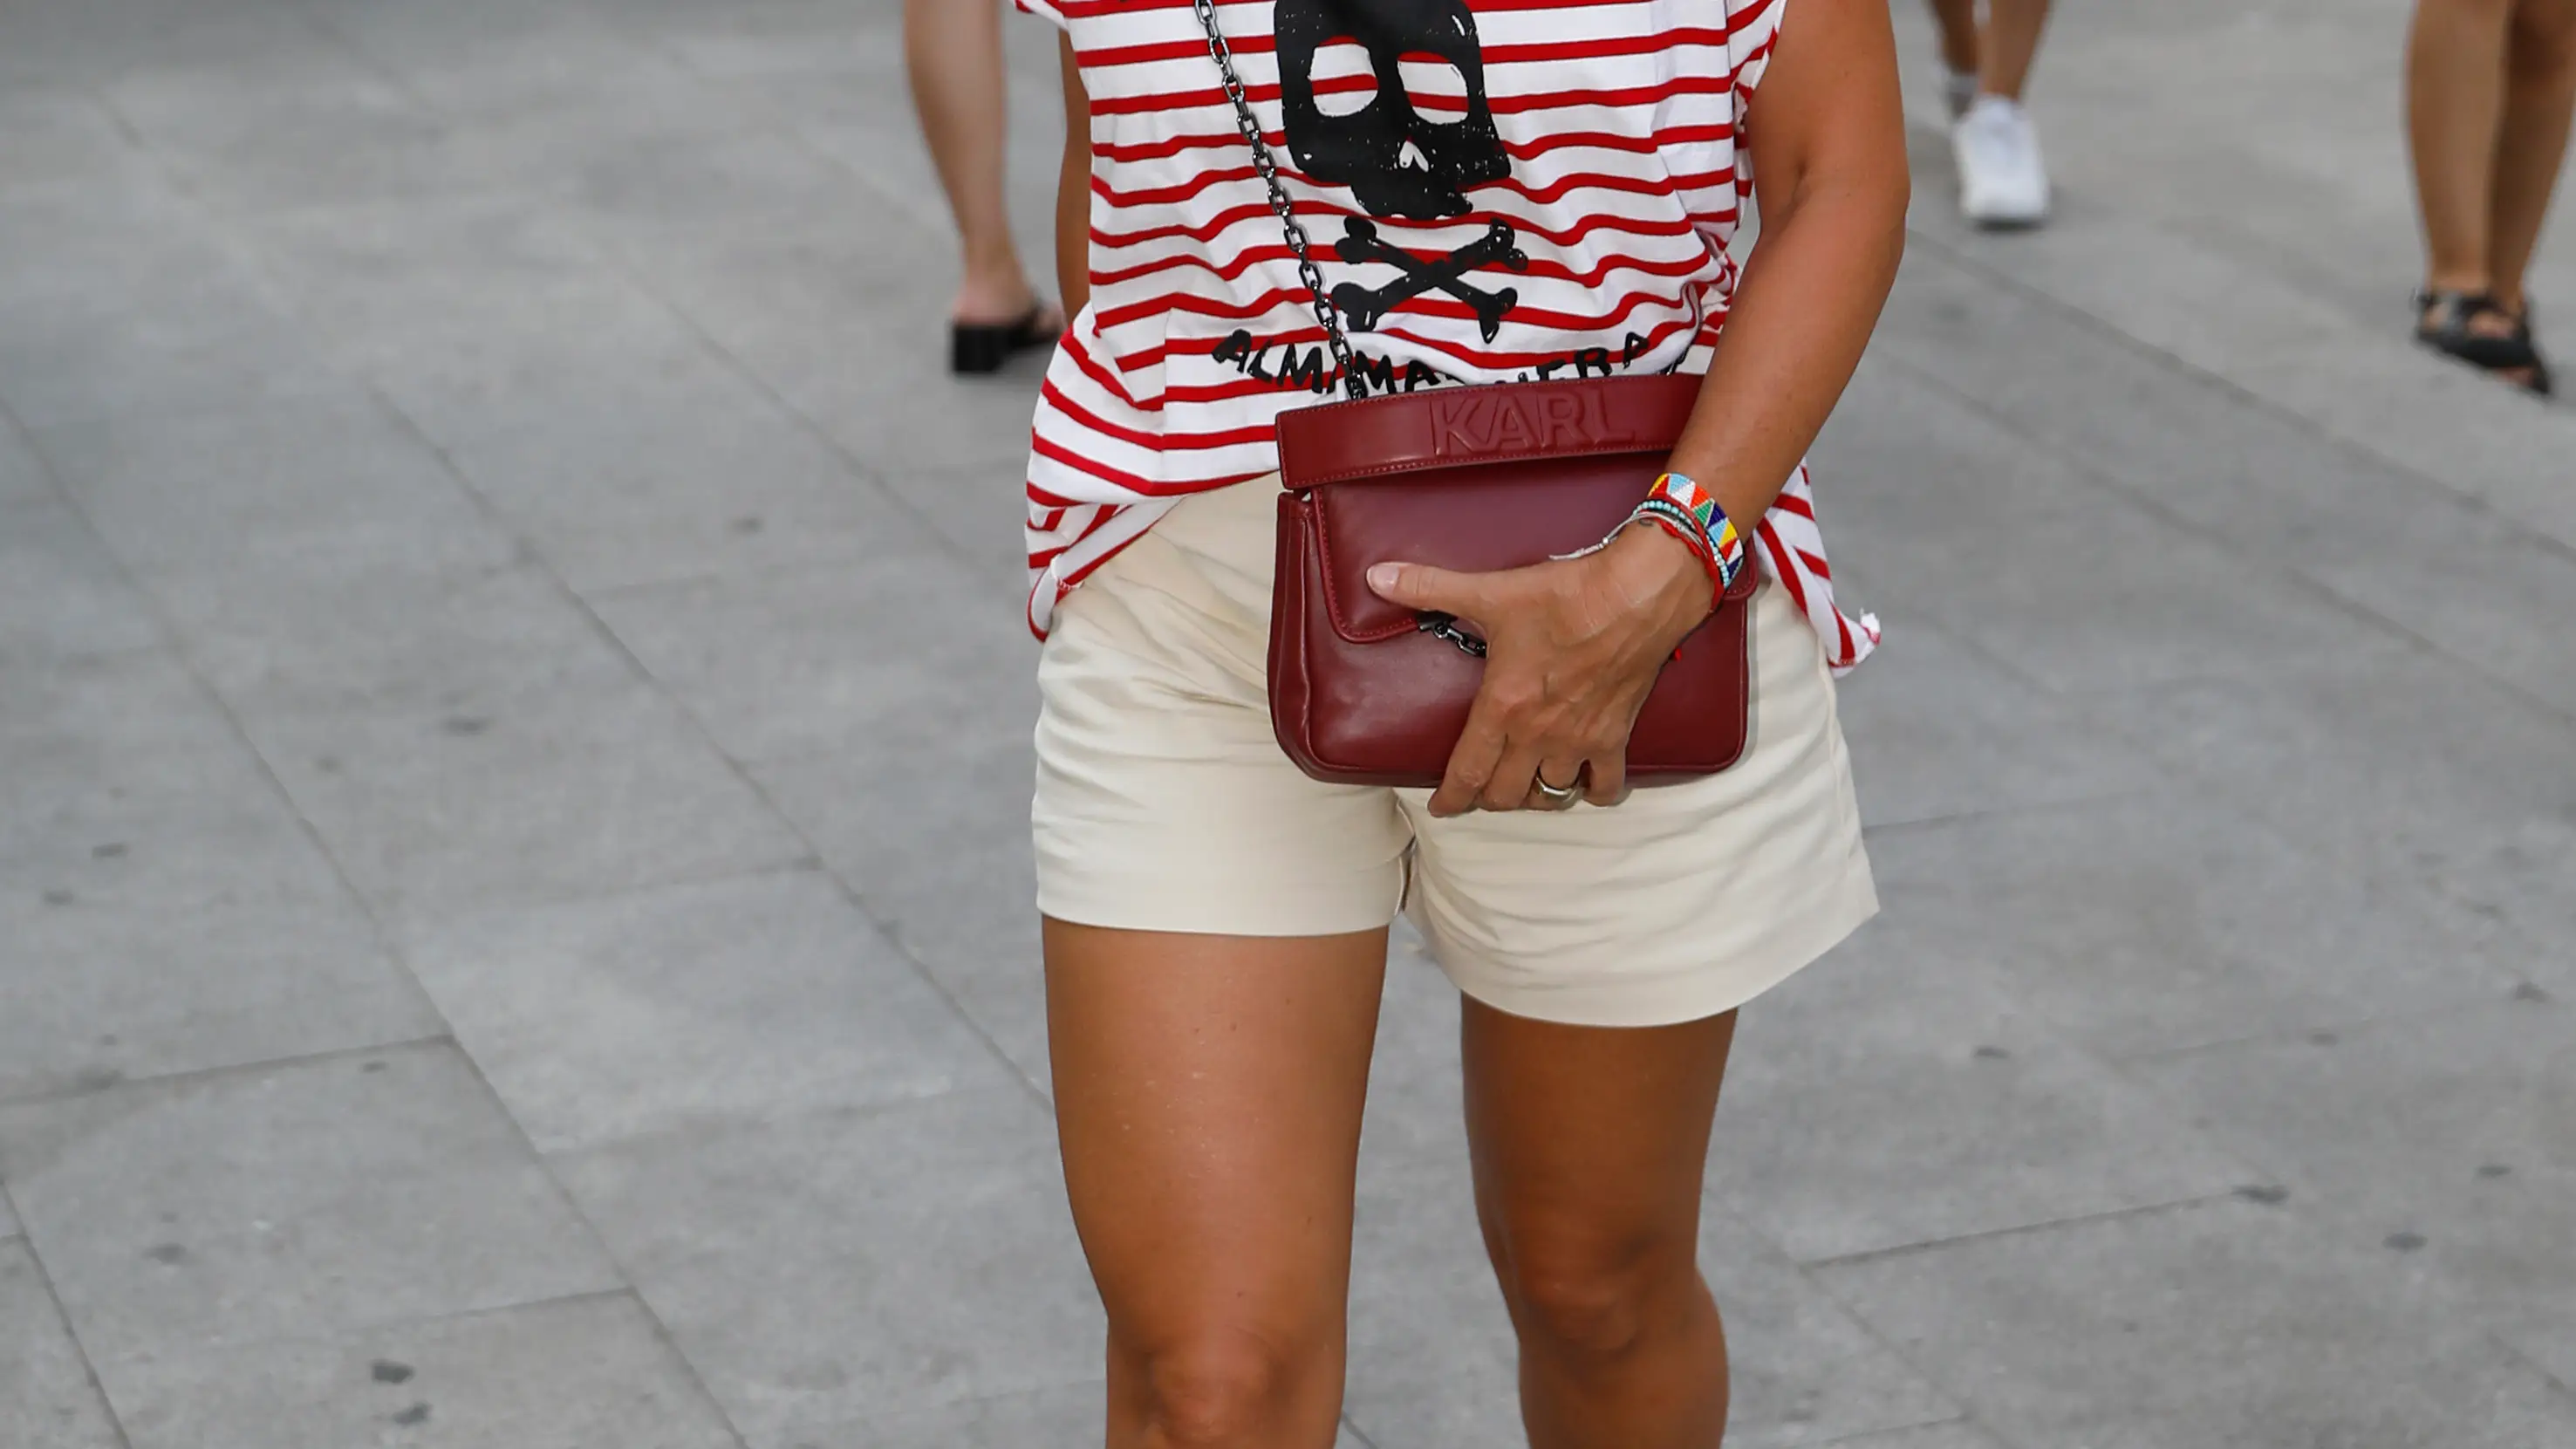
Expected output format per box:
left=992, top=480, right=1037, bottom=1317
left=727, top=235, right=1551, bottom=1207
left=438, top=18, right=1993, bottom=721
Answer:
left=1367, top=525, right=1715, bottom=816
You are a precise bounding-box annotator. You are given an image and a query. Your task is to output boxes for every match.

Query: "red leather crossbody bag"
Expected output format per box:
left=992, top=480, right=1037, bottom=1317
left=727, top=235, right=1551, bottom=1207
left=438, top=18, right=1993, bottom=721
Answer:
left=1191, top=0, right=1755, bottom=788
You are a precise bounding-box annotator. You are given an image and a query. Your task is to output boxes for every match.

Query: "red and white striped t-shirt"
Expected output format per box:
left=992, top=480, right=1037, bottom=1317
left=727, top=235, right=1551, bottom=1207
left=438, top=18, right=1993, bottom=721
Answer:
left=1015, top=0, right=1879, bottom=668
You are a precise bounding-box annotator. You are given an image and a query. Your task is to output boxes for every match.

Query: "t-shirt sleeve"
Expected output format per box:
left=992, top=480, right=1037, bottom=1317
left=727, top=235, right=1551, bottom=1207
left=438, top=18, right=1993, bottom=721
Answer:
left=1727, top=0, right=1787, bottom=140
left=1014, top=0, right=1069, bottom=31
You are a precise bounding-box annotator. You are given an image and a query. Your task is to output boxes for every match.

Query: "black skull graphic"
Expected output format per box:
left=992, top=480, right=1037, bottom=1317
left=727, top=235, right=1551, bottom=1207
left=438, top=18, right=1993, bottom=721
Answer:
left=1274, top=0, right=1507, bottom=219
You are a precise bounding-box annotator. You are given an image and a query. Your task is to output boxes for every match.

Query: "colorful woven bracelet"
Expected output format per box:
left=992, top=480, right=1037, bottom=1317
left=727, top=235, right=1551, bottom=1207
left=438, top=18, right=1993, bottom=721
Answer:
left=1629, top=472, right=1745, bottom=602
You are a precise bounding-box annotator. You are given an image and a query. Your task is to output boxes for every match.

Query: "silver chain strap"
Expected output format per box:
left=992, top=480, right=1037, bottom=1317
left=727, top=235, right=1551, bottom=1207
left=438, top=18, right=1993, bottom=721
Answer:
left=1189, top=0, right=1368, bottom=400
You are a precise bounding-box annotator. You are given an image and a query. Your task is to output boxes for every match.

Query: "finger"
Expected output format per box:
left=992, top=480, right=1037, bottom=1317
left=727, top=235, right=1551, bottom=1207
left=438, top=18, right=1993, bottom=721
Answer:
left=1582, top=749, right=1627, bottom=808
left=1366, top=561, right=1489, bottom=624
left=1482, top=741, right=1547, bottom=813
left=1431, top=704, right=1509, bottom=817
left=1531, top=755, right=1586, bottom=811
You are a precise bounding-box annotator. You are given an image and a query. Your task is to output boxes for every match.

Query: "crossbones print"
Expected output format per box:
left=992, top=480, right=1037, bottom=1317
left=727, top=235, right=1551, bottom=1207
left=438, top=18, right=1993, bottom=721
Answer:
left=1329, top=217, right=1531, bottom=342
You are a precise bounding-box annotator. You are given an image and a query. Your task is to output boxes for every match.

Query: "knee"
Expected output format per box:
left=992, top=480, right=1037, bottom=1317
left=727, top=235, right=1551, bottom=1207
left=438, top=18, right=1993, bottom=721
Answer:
left=1127, top=1331, right=1316, bottom=1447
left=1498, top=1231, right=1688, bottom=1364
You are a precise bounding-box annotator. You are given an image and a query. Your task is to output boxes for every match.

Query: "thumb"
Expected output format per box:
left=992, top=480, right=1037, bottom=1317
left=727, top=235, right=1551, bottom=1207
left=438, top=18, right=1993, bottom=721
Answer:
left=1367, top=561, right=1482, bottom=615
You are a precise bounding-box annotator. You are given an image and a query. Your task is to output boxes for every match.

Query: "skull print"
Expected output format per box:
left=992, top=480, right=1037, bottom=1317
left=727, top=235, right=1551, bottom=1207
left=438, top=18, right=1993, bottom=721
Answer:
left=1274, top=0, right=1508, bottom=220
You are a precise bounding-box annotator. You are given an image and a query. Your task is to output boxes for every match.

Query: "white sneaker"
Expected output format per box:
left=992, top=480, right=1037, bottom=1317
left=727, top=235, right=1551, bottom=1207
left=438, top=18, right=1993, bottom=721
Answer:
left=1952, top=95, right=2050, bottom=228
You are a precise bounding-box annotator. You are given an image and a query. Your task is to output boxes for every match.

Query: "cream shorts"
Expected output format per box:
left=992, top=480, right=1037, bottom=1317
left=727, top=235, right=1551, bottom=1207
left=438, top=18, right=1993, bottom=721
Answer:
left=1032, top=475, right=1877, bottom=1028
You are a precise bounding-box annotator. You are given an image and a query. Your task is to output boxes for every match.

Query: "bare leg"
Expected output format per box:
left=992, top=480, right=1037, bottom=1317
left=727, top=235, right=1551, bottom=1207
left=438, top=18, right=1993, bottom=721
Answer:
left=1047, top=919, right=1389, bottom=1448
left=903, top=0, right=1045, bottom=324
left=1929, top=0, right=1980, bottom=76
left=1978, top=0, right=2053, bottom=100
left=2489, top=0, right=2576, bottom=313
left=2409, top=0, right=2518, bottom=297
left=1464, top=999, right=1739, bottom=1449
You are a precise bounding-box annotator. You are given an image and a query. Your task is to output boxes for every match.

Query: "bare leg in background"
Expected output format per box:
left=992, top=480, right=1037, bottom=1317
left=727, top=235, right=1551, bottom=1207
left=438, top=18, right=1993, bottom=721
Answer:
left=903, top=0, right=1052, bottom=325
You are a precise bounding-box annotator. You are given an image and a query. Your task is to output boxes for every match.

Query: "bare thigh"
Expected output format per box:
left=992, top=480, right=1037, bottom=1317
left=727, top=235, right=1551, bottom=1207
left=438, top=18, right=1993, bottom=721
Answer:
left=1046, top=919, right=1389, bottom=1449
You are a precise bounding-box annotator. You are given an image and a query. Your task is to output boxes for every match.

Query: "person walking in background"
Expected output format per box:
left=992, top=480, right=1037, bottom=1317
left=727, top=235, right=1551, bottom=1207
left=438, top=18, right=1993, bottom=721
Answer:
left=904, top=0, right=1063, bottom=373
left=1929, top=0, right=2053, bottom=226
left=2407, top=0, right=2576, bottom=394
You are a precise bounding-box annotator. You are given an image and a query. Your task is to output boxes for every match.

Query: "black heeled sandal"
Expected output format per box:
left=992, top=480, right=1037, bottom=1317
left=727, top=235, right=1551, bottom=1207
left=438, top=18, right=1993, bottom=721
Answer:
left=951, top=303, right=1063, bottom=376
left=2414, top=290, right=2553, bottom=397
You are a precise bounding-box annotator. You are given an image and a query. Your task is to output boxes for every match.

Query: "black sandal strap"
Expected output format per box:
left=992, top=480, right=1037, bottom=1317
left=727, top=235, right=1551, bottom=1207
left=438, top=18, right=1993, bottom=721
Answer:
left=2415, top=290, right=2542, bottom=372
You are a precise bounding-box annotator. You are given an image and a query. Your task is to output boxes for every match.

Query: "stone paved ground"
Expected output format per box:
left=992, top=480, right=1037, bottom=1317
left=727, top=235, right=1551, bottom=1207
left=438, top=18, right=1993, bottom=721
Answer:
left=4, top=1, right=2575, bottom=1446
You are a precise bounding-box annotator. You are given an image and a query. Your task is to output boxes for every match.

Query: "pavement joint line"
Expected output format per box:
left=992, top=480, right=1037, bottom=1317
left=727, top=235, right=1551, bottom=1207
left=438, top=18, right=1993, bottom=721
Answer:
left=0, top=85, right=497, bottom=1124
left=0, top=1035, right=458, bottom=1113
left=1800, top=1415, right=1987, bottom=1447
left=1896, top=154, right=2576, bottom=560
left=1871, top=333, right=2576, bottom=739
left=2105, top=987, right=2547, bottom=1070
left=0, top=1176, right=138, bottom=1449
left=2492, top=1330, right=2576, bottom=1405
left=1338, top=1410, right=1385, bottom=1449
left=1798, top=1191, right=2237, bottom=1273
left=575, top=215, right=992, bottom=581
left=434, top=1024, right=758, bottom=1449
left=1875, top=332, right=2576, bottom=721
left=1855, top=783, right=2165, bottom=840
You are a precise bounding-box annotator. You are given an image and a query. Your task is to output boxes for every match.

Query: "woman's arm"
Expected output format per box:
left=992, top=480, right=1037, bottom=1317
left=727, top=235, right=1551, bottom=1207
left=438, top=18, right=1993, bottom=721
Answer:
left=1055, top=36, right=1091, bottom=318
left=1363, top=0, right=1909, bottom=814
left=1664, top=0, right=1911, bottom=532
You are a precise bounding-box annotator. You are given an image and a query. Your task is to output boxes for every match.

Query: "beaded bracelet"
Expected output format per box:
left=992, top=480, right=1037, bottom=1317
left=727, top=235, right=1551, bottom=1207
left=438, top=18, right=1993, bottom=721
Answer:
left=1627, top=472, right=1745, bottom=605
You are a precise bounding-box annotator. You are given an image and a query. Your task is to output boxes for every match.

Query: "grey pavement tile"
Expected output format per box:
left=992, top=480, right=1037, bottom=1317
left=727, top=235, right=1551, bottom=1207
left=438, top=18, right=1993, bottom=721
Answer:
left=0, top=786, right=441, bottom=1100
left=553, top=1089, right=1102, bottom=1438
left=0, top=497, right=161, bottom=663
left=2101, top=650, right=2576, bottom=989
left=643, top=1, right=906, bottom=81
left=0, top=0, right=319, bottom=89
left=148, top=555, right=806, bottom=921
left=1833, top=618, right=2156, bottom=829
left=1802, top=1425, right=2001, bottom=1449
left=748, top=724, right=1047, bottom=1090
left=440, top=387, right=935, bottom=596
left=102, top=1290, right=738, bottom=1449
left=28, top=391, right=509, bottom=587
left=1874, top=277, right=2576, bottom=719
left=0, top=1042, right=622, bottom=1364
left=0, top=1239, right=121, bottom=1449
left=311, top=0, right=736, bottom=125
left=592, top=550, right=1030, bottom=767
left=397, top=868, right=1006, bottom=1153
left=2128, top=998, right=2576, bottom=1385
left=1, top=1186, right=16, bottom=1238
left=1711, top=913, right=2247, bottom=1264
left=168, top=557, right=616, bottom=715
left=0, top=232, right=345, bottom=431
left=857, top=458, right=1034, bottom=589
left=0, top=649, right=277, bottom=865
left=1807, top=357, right=2402, bottom=693
left=236, top=664, right=809, bottom=926
left=1816, top=1197, right=2576, bottom=1449
left=1862, top=792, right=2525, bottom=1059
left=0, top=416, right=48, bottom=504
left=2232, top=331, right=2576, bottom=557
left=0, top=87, right=147, bottom=195
left=1904, top=205, right=2356, bottom=375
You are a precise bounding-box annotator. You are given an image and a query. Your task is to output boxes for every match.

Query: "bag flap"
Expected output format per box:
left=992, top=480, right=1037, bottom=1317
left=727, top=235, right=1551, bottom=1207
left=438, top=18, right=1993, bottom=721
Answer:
left=1302, top=454, right=1763, bottom=646
left=1281, top=376, right=1747, bottom=646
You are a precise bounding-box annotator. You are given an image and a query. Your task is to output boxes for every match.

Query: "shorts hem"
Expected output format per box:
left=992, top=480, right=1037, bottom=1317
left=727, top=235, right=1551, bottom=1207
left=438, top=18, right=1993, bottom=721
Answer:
left=1433, top=867, right=1881, bottom=1029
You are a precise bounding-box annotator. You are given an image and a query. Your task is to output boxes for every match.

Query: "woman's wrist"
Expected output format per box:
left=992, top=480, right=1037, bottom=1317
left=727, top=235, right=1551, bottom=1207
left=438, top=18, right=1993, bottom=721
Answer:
left=1599, top=523, right=1718, bottom=636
